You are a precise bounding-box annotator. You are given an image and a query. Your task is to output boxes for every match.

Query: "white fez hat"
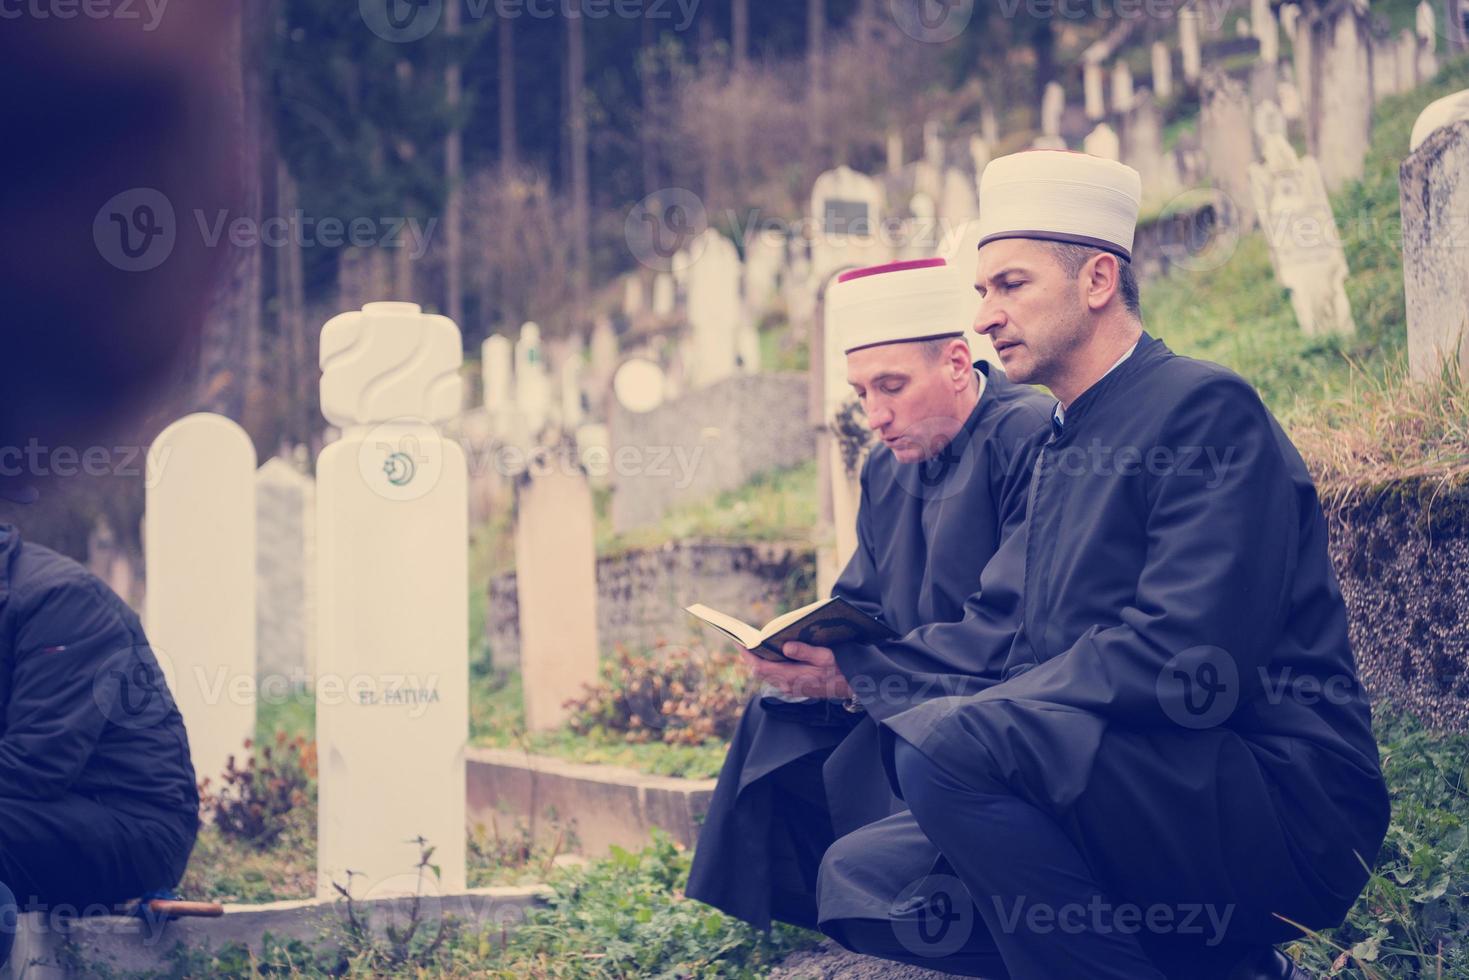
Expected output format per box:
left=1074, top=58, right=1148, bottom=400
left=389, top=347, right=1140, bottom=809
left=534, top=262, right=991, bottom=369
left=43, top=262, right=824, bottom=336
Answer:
left=976, top=150, right=1143, bottom=261
left=827, top=258, right=969, bottom=355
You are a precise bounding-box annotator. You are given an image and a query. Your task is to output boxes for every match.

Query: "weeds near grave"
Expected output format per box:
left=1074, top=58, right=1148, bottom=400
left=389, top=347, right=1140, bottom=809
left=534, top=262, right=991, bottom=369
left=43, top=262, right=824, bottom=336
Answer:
left=199, top=732, right=317, bottom=849
left=565, top=642, right=751, bottom=747
left=332, top=836, right=454, bottom=973
left=468, top=810, right=580, bottom=887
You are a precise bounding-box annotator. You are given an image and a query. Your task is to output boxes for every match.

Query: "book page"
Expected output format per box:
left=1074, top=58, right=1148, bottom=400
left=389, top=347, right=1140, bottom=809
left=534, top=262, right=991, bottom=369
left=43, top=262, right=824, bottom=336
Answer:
left=684, top=603, right=762, bottom=649
left=756, top=597, right=833, bottom=643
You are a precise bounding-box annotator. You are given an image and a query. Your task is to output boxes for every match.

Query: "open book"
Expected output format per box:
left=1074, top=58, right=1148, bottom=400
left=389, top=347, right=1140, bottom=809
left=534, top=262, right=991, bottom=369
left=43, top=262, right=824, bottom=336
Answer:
left=685, top=596, right=898, bottom=663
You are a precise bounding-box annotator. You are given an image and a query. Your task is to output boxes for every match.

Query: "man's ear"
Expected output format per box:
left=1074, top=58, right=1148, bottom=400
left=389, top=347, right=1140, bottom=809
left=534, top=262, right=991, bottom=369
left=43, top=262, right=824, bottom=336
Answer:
left=1085, top=251, right=1121, bottom=312
left=947, top=337, right=971, bottom=386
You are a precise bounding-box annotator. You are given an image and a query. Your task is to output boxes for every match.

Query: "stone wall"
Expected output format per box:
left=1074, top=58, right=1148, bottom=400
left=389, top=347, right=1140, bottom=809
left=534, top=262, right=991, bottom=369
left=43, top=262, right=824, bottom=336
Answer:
left=609, top=372, right=814, bottom=533
left=1329, top=481, right=1469, bottom=733
left=487, top=539, right=816, bottom=671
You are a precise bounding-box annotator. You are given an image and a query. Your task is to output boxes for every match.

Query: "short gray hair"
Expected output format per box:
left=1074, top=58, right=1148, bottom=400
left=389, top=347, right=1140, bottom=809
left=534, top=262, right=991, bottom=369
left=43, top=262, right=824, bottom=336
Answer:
left=1045, top=242, right=1142, bottom=319
left=916, top=335, right=965, bottom=362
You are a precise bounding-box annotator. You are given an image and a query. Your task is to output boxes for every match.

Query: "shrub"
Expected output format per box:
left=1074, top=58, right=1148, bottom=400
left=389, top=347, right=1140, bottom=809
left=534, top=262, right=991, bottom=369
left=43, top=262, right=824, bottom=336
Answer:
left=565, top=643, right=751, bottom=746
left=199, top=731, right=318, bottom=849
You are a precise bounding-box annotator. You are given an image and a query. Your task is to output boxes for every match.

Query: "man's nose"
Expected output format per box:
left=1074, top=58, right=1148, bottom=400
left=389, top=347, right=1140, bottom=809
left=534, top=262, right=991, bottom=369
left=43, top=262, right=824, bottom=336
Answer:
left=974, top=300, right=1004, bottom=335
left=866, top=403, right=893, bottom=430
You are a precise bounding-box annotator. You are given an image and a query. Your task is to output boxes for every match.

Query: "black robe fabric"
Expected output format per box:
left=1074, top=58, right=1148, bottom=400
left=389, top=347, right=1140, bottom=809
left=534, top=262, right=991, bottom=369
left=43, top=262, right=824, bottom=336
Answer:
left=822, top=333, right=1391, bottom=946
left=684, top=363, right=1053, bottom=930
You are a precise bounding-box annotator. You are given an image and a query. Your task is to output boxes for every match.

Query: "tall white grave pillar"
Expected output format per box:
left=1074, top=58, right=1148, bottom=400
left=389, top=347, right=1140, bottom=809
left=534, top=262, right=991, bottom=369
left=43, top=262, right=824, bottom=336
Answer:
left=315, top=301, right=468, bottom=899
left=1084, top=61, right=1107, bottom=120
left=809, top=166, right=889, bottom=289
left=515, top=456, right=600, bottom=732
left=146, top=413, right=257, bottom=789
left=685, top=228, right=743, bottom=387
left=1180, top=7, right=1203, bottom=84
left=1152, top=42, right=1174, bottom=100
left=481, top=334, right=513, bottom=439
left=515, top=321, right=551, bottom=438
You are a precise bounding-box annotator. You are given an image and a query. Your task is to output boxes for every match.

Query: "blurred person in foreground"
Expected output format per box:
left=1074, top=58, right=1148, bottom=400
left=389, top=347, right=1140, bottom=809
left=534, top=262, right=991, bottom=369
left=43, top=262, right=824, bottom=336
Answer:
left=801, top=151, right=1388, bottom=980
left=686, top=257, right=1053, bottom=936
left=0, top=6, right=239, bottom=965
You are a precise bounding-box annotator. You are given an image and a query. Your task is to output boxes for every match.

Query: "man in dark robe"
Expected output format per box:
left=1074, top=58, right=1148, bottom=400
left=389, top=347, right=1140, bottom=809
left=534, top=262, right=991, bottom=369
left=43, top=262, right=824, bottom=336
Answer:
left=685, top=257, right=1052, bottom=932
left=799, top=152, right=1390, bottom=980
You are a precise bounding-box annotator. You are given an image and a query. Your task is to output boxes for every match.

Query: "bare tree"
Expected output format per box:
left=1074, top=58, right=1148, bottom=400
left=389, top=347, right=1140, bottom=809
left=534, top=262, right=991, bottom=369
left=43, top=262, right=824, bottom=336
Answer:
left=499, top=8, right=518, bottom=172
left=568, top=7, right=591, bottom=329
left=445, top=0, right=464, bottom=326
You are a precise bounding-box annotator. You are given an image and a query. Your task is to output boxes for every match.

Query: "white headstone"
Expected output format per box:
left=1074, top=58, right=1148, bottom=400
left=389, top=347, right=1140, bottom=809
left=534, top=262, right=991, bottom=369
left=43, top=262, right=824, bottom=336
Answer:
left=1249, top=137, right=1356, bottom=337
left=1180, top=7, right=1203, bottom=83
left=1280, top=3, right=1299, bottom=40
left=651, top=273, right=675, bottom=317
left=1084, top=122, right=1121, bottom=161
left=515, top=321, right=551, bottom=436
left=1310, top=1, right=1373, bottom=192
left=1112, top=62, right=1135, bottom=115
left=1201, top=71, right=1258, bottom=228
left=969, top=136, right=991, bottom=178
left=1124, top=93, right=1171, bottom=204
left=1373, top=35, right=1401, bottom=102
left=1401, top=119, right=1469, bottom=380
left=560, top=357, right=584, bottom=430
left=1042, top=81, right=1066, bottom=139
left=1398, top=29, right=1421, bottom=93
left=685, top=229, right=742, bottom=387
left=256, top=457, right=315, bottom=687
left=743, top=228, right=785, bottom=317
left=145, top=413, right=257, bottom=790
left=809, top=165, right=889, bottom=287
left=1417, top=1, right=1440, bottom=81
left=940, top=167, right=979, bottom=229
left=515, top=459, right=599, bottom=732
left=820, top=273, right=863, bottom=574
left=315, top=301, right=468, bottom=899
left=981, top=104, right=1000, bottom=145
left=1084, top=61, right=1107, bottom=120
left=886, top=128, right=904, bottom=173
left=1152, top=42, right=1174, bottom=101
left=923, top=119, right=944, bottom=168
left=481, top=334, right=512, bottom=425
left=622, top=276, right=643, bottom=317
left=1410, top=89, right=1469, bottom=150
left=1280, top=63, right=1304, bottom=120
left=1254, top=0, right=1280, bottom=63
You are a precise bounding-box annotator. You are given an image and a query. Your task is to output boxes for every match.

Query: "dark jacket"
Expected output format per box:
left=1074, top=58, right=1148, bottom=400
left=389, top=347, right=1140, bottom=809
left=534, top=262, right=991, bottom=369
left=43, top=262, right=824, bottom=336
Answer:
left=870, top=334, right=1390, bottom=938
left=685, top=363, right=1053, bottom=928
left=0, top=523, right=198, bottom=821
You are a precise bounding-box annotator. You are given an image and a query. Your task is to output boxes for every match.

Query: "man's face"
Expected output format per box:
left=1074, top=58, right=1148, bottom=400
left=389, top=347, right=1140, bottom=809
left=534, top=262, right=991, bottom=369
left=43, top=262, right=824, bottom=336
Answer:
left=845, top=340, right=968, bottom=464
left=971, top=239, right=1089, bottom=387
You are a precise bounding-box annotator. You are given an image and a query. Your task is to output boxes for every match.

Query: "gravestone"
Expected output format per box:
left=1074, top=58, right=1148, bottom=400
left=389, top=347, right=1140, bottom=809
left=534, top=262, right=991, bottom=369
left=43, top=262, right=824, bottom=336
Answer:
left=1253, top=0, right=1279, bottom=62
left=938, top=218, right=1000, bottom=369
left=1112, top=62, right=1135, bottom=115
left=1400, top=119, right=1469, bottom=380
left=923, top=119, right=944, bottom=169
left=902, top=192, right=939, bottom=259
left=1372, top=35, right=1400, bottom=102
left=1410, top=89, right=1469, bottom=150
left=515, top=457, right=599, bottom=732
left=1180, top=7, right=1202, bottom=84
left=1085, top=61, right=1107, bottom=120
left=685, top=228, right=742, bottom=388
left=1280, top=62, right=1304, bottom=120
left=940, top=167, right=979, bottom=229
left=1306, top=0, right=1373, bottom=192
left=819, top=271, right=865, bottom=578
left=981, top=103, right=1000, bottom=145
left=1417, top=0, right=1439, bottom=81
left=256, top=456, right=315, bottom=687
left=560, top=357, right=584, bottom=430
left=1201, top=70, right=1258, bottom=228
left=651, top=272, right=675, bottom=317
left=1398, top=29, right=1420, bottom=93
left=887, top=128, right=904, bottom=173
left=1237, top=17, right=1253, bottom=38
left=1249, top=136, right=1356, bottom=337
left=315, top=300, right=468, bottom=899
left=1152, top=41, right=1174, bottom=100
left=622, top=276, right=643, bottom=318
left=809, top=165, right=889, bottom=287
left=613, top=357, right=667, bottom=414
left=587, top=316, right=618, bottom=417
left=515, top=321, right=551, bottom=437
left=743, top=227, right=784, bottom=318
left=1084, top=122, right=1121, bottom=161
left=1041, top=81, right=1066, bottom=140
left=1124, top=92, right=1169, bottom=201
left=481, top=335, right=513, bottom=438
left=969, top=135, right=991, bottom=177
left=145, top=413, right=257, bottom=790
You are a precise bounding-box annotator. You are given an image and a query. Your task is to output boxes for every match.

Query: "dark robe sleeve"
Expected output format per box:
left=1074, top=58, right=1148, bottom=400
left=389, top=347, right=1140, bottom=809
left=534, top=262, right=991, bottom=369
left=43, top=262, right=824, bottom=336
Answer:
left=828, top=454, right=888, bottom=622
left=954, top=376, right=1294, bottom=724
left=833, top=436, right=1040, bottom=724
